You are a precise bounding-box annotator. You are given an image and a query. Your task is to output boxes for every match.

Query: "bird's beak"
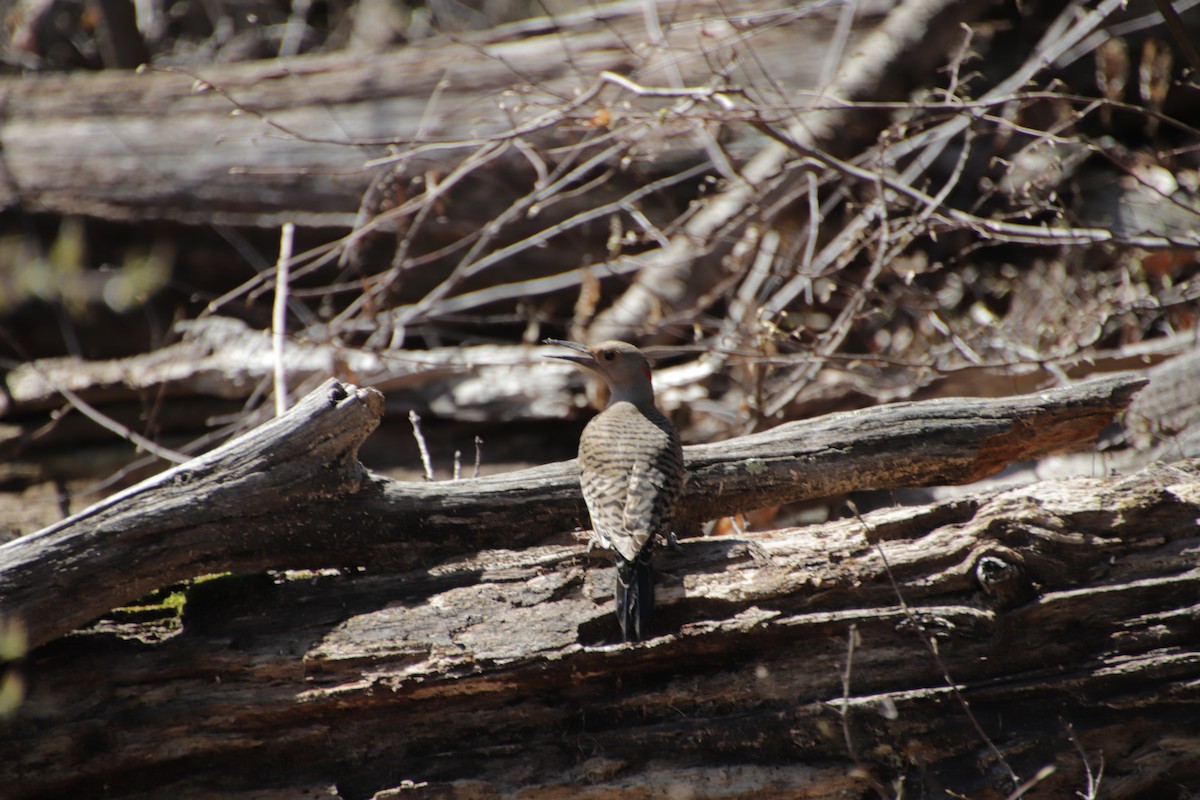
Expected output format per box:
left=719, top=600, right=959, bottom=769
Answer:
left=543, top=338, right=596, bottom=367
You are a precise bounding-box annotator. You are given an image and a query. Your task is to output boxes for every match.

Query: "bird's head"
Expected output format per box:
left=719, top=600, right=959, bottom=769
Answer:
left=544, top=339, right=655, bottom=406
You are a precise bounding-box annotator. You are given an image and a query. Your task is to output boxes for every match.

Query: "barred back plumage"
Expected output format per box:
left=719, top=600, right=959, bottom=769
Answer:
left=545, top=339, right=686, bottom=642
left=579, top=402, right=683, bottom=562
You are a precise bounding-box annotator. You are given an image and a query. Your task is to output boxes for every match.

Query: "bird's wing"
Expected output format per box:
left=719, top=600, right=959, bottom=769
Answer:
left=579, top=409, right=682, bottom=562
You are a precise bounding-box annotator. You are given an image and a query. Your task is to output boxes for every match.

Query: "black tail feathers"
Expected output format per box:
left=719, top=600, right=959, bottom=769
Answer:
left=615, top=555, right=654, bottom=642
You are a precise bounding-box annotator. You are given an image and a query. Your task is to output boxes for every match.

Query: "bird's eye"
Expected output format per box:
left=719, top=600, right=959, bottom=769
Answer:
left=602, top=351, right=616, bottom=361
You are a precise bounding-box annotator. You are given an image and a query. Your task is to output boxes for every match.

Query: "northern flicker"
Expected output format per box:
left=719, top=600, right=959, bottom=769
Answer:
left=545, top=339, right=685, bottom=642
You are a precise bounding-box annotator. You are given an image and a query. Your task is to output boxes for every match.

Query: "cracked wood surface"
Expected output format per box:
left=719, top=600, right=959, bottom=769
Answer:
left=4, top=459, right=1198, bottom=799
left=0, top=374, right=1145, bottom=651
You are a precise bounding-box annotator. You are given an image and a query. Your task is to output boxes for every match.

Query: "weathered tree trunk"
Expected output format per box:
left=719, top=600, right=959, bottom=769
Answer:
left=0, top=0, right=876, bottom=227
left=0, top=373, right=1144, bottom=651
left=5, top=450, right=1197, bottom=798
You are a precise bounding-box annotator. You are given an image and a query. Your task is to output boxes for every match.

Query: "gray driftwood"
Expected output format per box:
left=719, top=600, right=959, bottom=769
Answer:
left=0, top=373, right=1144, bottom=653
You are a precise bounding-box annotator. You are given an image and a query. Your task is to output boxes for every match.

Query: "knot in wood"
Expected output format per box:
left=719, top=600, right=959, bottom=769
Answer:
left=974, top=548, right=1036, bottom=610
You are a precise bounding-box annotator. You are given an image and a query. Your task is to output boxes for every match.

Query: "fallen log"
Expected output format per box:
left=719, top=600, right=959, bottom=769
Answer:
left=0, top=373, right=1145, bottom=650
left=0, top=0, right=870, bottom=227
left=4, top=454, right=1196, bottom=799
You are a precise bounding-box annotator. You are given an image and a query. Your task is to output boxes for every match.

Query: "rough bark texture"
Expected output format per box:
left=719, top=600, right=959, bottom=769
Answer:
left=0, top=373, right=1144, bottom=651
left=5, top=453, right=1197, bottom=799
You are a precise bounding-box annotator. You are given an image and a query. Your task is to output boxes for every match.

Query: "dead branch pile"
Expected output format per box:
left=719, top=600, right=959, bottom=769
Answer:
left=0, top=0, right=1196, bottom=499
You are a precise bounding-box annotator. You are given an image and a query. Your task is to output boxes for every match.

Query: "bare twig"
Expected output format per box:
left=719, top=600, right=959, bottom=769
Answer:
left=53, top=386, right=187, bottom=465
left=1148, top=0, right=1200, bottom=74
left=834, top=623, right=891, bottom=799
left=408, top=410, right=435, bottom=481
left=273, top=223, right=295, bottom=417
left=355, top=160, right=711, bottom=335
left=1063, top=718, right=1104, bottom=800
left=0, top=330, right=189, bottom=465
left=1004, top=766, right=1058, bottom=800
